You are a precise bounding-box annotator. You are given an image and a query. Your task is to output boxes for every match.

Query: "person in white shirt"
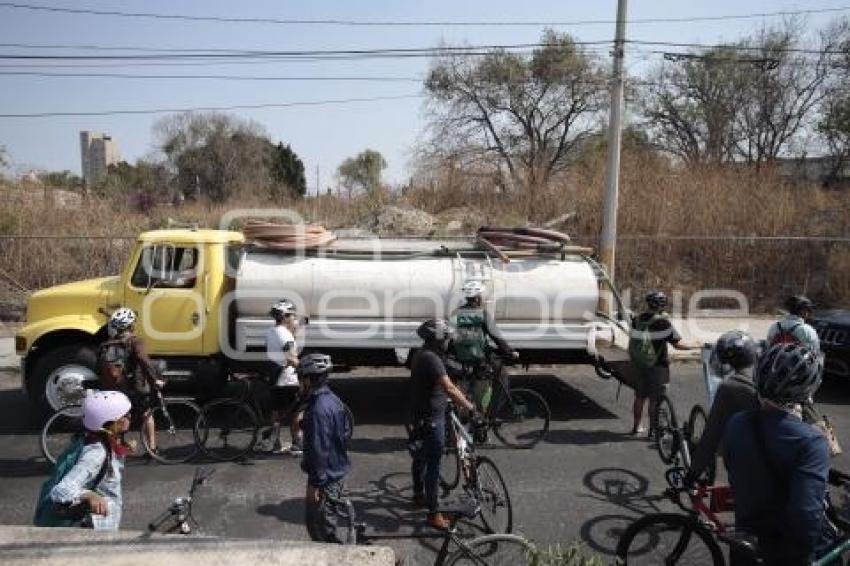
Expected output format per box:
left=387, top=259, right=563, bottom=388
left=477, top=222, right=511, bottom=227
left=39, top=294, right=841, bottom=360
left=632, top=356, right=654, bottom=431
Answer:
left=766, top=295, right=820, bottom=353
left=257, top=299, right=302, bottom=453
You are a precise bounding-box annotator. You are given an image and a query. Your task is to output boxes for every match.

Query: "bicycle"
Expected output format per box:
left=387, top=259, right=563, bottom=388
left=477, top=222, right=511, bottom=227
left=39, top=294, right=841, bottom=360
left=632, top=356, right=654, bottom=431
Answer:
left=147, top=466, right=215, bottom=535
left=616, top=467, right=850, bottom=565
left=356, top=497, right=534, bottom=565
left=41, top=380, right=202, bottom=465
left=450, top=352, right=550, bottom=449
left=194, top=371, right=354, bottom=462
left=435, top=402, right=513, bottom=534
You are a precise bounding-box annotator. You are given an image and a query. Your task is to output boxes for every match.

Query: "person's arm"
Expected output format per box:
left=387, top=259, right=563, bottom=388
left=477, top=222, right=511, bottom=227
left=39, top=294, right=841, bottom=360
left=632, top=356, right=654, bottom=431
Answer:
left=438, top=374, right=475, bottom=413
left=302, top=405, right=330, bottom=488
left=666, top=321, right=700, bottom=350
left=687, top=385, right=734, bottom=482
left=483, top=310, right=516, bottom=358
left=785, top=435, right=830, bottom=563
left=282, top=341, right=299, bottom=368
left=131, top=337, right=163, bottom=389
left=50, top=445, right=109, bottom=515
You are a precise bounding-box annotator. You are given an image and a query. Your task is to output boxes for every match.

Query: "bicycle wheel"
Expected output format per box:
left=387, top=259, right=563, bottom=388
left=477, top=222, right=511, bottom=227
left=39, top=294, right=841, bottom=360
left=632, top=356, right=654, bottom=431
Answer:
left=142, top=398, right=202, bottom=464
left=196, top=399, right=259, bottom=462
left=41, top=405, right=84, bottom=464
left=491, top=388, right=550, bottom=449
left=440, top=412, right=461, bottom=491
left=616, top=513, right=725, bottom=566
left=686, top=404, right=716, bottom=484
left=445, top=533, right=534, bottom=566
left=654, top=394, right=680, bottom=465
left=471, top=456, right=513, bottom=534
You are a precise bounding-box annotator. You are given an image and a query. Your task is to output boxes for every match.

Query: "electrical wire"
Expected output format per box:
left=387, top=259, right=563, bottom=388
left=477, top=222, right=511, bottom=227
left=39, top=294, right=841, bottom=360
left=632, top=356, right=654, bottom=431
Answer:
left=0, top=1, right=847, bottom=27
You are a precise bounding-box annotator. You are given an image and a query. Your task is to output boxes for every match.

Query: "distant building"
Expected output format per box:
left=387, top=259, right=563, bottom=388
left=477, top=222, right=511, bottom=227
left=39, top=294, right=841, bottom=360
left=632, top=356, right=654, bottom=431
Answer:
left=80, top=131, right=120, bottom=186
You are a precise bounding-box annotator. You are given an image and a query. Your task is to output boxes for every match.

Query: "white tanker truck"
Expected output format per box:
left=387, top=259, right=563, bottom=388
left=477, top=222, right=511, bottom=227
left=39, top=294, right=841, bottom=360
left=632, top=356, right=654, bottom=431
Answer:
left=16, top=227, right=629, bottom=411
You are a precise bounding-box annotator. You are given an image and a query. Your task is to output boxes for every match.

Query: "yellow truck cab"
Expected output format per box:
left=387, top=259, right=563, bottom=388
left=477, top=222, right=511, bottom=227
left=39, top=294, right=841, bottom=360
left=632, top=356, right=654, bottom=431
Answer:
left=17, top=229, right=243, bottom=412
left=18, top=227, right=625, bottom=413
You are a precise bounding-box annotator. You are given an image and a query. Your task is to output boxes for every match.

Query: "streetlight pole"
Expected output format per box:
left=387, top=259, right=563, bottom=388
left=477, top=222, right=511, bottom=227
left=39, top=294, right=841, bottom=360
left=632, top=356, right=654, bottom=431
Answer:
left=599, top=0, right=628, bottom=314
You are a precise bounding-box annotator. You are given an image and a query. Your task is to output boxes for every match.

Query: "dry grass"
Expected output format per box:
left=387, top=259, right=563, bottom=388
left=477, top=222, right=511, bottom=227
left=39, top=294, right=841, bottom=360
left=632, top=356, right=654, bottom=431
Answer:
left=1, top=151, right=848, bottom=317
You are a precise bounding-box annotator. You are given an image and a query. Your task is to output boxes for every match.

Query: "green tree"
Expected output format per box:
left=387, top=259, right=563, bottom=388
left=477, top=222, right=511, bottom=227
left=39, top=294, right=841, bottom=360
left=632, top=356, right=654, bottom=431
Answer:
left=269, top=142, right=307, bottom=199
left=38, top=170, right=84, bottom=188
left=0, top=145, right=7, bottom=169
left=337, top=149, right=387, bottom=198
left=424, top=30, right=606, bottom=199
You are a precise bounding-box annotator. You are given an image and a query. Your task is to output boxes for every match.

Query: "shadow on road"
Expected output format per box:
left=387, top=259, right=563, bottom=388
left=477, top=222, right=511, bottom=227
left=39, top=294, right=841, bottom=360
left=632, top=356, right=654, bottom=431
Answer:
left=0, top=457, right=50, bottom=478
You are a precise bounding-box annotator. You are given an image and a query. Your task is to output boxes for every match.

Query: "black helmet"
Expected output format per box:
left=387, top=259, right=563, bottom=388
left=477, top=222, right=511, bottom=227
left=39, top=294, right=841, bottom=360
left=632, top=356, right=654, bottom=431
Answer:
left=715, top=331, right=757, bottom=370
left=298, top=353, right=332, bottom=377
left=784, top=295, right=814, bottom=316
left=755, top=344, right=823, bottom=404
left=645, top=290, right=668, bottom=310
left=417, top=319, right=455, bottom=342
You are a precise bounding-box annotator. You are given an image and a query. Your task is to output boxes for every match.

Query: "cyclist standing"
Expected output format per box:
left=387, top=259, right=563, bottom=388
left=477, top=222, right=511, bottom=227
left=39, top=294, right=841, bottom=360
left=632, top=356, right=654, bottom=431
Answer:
left=450, top=280, right=518, bottom=412
left=409, top=319, right=476, bottom=530
left=97, top=308, right=164, bottom=454
left=299, top=353, right=351, bottom=543
left=628, top=291, right=700, bottom=437
left=686, top=331, right=759, bottom=484
left=766, top=295, right=820, bottom=352
left=722, top=344, right=831, bottom=566
left=258, top=299, right=301, bottom=453
left=49, top=391, right=133, bottom=529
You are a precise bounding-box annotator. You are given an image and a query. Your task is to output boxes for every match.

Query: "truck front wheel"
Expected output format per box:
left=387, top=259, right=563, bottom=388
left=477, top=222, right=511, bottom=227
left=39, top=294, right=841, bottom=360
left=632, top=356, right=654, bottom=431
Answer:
left=28, top=344, right=98, bottom=415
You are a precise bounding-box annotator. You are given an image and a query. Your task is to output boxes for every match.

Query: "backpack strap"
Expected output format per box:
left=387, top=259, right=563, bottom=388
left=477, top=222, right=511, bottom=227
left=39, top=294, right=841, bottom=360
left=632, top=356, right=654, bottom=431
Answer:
left=749, top=411, right=789, bottom=508
left=88, top=438, right=113, bottom=491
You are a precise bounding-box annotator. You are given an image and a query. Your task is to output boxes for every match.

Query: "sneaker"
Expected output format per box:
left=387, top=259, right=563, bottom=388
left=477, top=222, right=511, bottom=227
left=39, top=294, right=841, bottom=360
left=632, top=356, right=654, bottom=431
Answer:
left=428, top=513, right=450, bottom=530
left=630, top=425, right=646, bottom=436
left=287, top=444, right=303, bottom=457
left=253, top=438, right=275, bottom=453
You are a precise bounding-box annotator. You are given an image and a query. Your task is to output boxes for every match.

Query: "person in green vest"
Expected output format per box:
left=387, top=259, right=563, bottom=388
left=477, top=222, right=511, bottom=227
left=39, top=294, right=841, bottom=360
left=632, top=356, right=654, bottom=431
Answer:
left=449, top=280, right=519, bottom=413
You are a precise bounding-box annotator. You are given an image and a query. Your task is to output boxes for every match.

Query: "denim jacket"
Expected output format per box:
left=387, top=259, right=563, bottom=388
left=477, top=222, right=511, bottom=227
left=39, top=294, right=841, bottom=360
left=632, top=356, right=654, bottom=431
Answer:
left=50, top=442, right=124, bottom=530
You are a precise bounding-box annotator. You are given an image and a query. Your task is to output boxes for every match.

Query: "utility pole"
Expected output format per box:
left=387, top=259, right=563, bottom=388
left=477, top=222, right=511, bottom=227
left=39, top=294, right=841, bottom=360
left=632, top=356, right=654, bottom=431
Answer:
left=599, top=0, right=627, bottom=314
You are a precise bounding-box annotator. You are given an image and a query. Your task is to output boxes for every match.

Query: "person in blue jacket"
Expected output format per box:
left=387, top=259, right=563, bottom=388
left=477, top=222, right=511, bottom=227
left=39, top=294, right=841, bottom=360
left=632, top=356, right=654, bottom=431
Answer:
left=722, top=343, right=831, bottom=566
left=299, top=353, right=352, bottom=543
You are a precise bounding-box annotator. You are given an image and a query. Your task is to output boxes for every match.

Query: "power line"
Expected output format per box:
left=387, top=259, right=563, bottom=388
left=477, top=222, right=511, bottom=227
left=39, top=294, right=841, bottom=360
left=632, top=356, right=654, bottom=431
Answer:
left=0, top=70, right=423, bottom=82
left=1, top=2, right=848, bottom=26
left=0, top=94, right=424, bottom=118
left=628, top=39, right=848, bottom=56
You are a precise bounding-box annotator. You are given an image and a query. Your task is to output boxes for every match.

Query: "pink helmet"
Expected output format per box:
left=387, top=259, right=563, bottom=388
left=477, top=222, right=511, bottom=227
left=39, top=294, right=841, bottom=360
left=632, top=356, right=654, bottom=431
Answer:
left=82, top=391, right=131, bottom=431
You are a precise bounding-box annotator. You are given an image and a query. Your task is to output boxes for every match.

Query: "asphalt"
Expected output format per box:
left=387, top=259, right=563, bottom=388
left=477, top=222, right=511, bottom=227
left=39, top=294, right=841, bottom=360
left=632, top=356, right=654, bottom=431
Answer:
left=1, top=360, right=848, bottom=565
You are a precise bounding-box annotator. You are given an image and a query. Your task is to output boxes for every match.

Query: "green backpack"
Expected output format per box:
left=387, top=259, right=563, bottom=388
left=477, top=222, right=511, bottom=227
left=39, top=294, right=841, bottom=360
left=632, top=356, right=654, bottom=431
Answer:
left=628, top=314, right=664, bottom=370
left=33, top=434, right=111, bottom=527
left=451, top=309, right=488, bottom=365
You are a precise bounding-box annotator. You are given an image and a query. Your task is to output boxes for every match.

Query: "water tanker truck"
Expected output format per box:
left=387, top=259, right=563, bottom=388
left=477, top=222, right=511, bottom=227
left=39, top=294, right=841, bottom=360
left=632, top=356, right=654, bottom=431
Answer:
left=15, top=227, right=628, bottom=412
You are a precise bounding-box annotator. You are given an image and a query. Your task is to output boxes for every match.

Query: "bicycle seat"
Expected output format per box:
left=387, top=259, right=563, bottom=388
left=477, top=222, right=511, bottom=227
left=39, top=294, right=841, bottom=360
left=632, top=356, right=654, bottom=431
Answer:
left=436, top=497, right=480, bottom=520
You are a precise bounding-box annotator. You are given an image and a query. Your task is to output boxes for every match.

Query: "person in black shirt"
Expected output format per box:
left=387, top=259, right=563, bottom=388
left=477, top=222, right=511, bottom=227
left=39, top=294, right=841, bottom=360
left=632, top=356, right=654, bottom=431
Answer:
left=409, top=319, right=476, bottom=530
left=630, top=291, right=700, bottom=437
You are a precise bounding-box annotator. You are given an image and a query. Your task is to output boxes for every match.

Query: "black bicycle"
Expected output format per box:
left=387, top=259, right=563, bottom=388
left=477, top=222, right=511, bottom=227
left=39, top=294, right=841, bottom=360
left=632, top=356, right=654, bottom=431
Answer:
left=41, top=381, right=202, bottom=465
left=148, top=467, right=215, bottom=535
left=451, top=352, right=550, bottom=449
left=194, top=372, right=354, bottom=462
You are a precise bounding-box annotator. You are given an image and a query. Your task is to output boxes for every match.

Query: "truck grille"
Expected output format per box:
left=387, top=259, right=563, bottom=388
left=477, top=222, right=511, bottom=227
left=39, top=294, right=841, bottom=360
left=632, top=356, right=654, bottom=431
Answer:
left=818, top=327, right=848, bottom=347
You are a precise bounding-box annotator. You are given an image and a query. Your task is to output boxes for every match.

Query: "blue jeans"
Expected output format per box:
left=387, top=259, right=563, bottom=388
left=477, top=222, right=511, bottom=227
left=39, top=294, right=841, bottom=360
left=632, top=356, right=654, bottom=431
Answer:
left=411, top=417, right=445, bottom=514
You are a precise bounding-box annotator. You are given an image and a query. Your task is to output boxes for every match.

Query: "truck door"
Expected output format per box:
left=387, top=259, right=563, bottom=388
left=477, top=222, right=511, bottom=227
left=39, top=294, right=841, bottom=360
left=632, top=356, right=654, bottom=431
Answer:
left=123, top=243, right=204, bottom=354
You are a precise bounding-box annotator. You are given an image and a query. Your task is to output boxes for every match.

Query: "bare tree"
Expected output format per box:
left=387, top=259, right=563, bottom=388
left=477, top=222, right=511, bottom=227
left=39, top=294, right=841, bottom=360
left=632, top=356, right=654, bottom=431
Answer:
left=424, top=30, right=607, bottom=209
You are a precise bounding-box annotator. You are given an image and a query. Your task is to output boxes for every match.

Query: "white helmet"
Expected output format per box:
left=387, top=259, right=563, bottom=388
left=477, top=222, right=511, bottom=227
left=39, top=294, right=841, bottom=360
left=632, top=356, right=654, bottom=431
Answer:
left=462, top=280, right=485, bottom=299
left=82, top=390, right=131, bottom=431
left=109, top=307, right=137, bottom=332
left=270, top=299, right=297, bottom=318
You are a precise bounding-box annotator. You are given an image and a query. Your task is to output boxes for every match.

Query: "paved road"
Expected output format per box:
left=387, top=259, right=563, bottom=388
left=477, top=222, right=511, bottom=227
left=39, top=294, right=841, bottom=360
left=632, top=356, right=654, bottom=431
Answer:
left=1, top=364, right=848, bottom=564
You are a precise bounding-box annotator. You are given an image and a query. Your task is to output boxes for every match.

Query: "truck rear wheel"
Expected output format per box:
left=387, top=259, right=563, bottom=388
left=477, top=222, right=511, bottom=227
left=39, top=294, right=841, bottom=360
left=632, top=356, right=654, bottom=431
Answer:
left=28, top=344, right=98, bottom=415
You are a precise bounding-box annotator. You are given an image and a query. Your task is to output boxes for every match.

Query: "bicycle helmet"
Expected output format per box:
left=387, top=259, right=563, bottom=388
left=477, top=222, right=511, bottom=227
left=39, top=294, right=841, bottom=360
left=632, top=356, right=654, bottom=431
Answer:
left=109, top=307, right=137, bottom=332
left=82, top=390, right=132, bottom=431
left=715, top=331, right=757, bottom=371
left=270, top=299, right=297, bottom=318
left=461, top=280, right=485, bottom=299
left=298, top=353, right=333, bottom=377
left=645, top=290, right=668, bottom=311
left=785, top=295, right=814, bottom=316
left=755, top=343, right=823, bottom=405
left=417, top=319, right=455, bottom=342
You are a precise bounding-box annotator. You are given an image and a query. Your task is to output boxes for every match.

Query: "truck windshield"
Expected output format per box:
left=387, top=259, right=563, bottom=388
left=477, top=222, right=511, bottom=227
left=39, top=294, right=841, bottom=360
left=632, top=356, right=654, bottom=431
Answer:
left=130, top=245, right=198, bottom=289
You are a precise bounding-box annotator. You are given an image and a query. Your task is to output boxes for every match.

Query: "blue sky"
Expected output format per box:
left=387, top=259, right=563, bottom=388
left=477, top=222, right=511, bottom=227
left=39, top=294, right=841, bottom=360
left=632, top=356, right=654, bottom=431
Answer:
left=0, top=1, right=844, bottom=189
